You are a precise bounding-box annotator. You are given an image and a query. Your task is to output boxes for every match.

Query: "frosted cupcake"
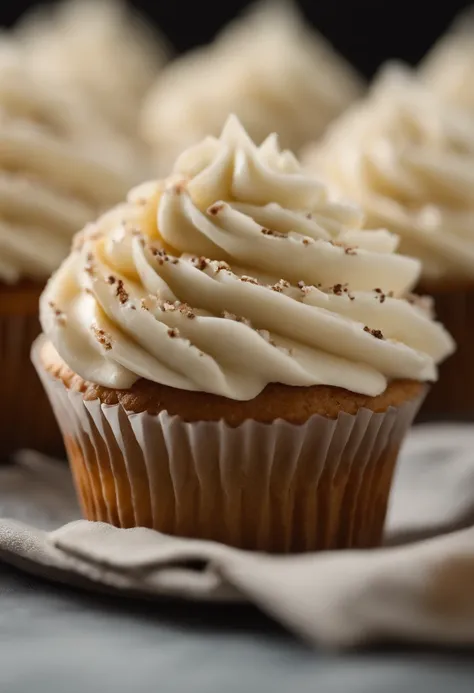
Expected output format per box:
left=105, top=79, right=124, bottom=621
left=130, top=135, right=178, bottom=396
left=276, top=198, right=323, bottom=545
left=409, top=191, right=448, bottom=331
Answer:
left=16, top=0, right=168, bottom=143
left=141, top=0, right=364, bottom=173
left=0, top=43, right=135, bottom=456
left=34, top=117, right=453, bottom=552
left=305, top=64, right=474, bottom=418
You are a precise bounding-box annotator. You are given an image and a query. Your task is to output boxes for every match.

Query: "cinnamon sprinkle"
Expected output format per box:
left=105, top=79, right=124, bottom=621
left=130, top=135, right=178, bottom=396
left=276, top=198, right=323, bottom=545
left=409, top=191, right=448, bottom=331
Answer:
left=331, top=283, right=346, bottom=296
left=192, top=257, right=210, bottom=271
left=240, top=275, right=260, bottom=285
left=261, top=228, right=288, bottom=238
left=374, top=287, right=387, bottom=304
left=363, top=326, right=384, bottom=340
left=208, top=203, right=225, bottom=216
left=214, top=260, right=231, bottom=273
left=149, top=247, right=180, bottom=266
left=115, top=279, right=129, bottom=305
left=160, top=300, right=196, bottom=319
left=271, top=279, right=290, bottom=293
left=91, top=325, right=112, bottom=350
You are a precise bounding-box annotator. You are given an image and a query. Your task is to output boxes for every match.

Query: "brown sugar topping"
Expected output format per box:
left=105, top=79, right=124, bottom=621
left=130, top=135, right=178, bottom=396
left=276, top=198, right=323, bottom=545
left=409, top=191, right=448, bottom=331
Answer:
left=261, top=228, right=288, bottom=238
left=192, top=257, right=210, bottom=271
left=107, top=275, right=116, bottom=285
left=331, top=283, right=347, bottom=296
left=373, top=287, right=387, bottom=304
left=91, top=325, right=112, bottom=350
left=331, top=241, right=358, bottom=255
left=240, top=275, right=260, bottom=285
left=150, top=247, right=179, bottom=265
left=208, top=203, right=225, bottom=216
left=271, top=279, right=290, bottom=293
left=364, top=326, right=384, bottom=340
left=115, top=279, right=129, bottom=305
left=168, top=328, right=179, bottom=338
left=160, top=300, right=196, bottom=319
left=214, top=260, right=231, bottom=273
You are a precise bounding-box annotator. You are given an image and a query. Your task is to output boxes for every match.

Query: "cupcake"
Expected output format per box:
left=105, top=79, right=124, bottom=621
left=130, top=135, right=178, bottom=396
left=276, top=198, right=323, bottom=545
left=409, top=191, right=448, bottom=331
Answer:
left=305, top=64, right=474, bottom=419
left=0, top=43, right=135, bottom=456
left=141, top=0, right=364, bottom=174
left=16, top=0, right=168, bottom=144
left=34, top=116, right=453, bottom=552
left=420, top=10, right=474, bottom=116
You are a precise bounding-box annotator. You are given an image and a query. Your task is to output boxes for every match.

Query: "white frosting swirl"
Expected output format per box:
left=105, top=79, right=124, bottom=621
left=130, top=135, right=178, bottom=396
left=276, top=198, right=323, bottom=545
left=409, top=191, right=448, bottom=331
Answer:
left=141, top=1, right=364, bottom=173
left=0, top=43, right=138, bottom=284
left=16, top=0, right=168, bottom=139
left=305, top=64, right=474, bottom=282
left=40, top=116, right=454, bottom=400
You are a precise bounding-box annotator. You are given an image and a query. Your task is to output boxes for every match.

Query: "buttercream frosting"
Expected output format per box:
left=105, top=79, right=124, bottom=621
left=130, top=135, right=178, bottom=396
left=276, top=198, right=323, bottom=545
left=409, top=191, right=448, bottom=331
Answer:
left=40, top=116, right=454, bottom=400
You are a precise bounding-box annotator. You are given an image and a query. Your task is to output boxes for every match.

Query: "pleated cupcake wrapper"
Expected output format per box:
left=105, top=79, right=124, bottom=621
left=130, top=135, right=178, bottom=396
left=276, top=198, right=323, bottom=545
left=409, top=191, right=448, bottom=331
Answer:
left=33, top=336, right=425, bottom=553
left=0, top=309, right=61, bottom=457
left=417, top=284, right=474, bottom=421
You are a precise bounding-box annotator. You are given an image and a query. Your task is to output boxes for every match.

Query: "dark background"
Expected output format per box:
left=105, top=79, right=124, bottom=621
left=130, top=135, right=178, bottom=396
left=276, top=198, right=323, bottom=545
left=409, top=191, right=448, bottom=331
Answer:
left=1, top=0, right=473, bottom=78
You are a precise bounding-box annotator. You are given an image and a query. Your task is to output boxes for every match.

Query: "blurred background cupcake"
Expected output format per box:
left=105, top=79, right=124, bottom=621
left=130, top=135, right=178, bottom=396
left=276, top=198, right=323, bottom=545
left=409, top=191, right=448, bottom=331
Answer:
left=15, top=0, right=169, bottom=149
left=0, top=40, right=143, bottom=457
left=141, top=0, right=365, bottom=174
left=304, top=63, right=474, bottom=419
left=420, top=9, right=474, bottom=116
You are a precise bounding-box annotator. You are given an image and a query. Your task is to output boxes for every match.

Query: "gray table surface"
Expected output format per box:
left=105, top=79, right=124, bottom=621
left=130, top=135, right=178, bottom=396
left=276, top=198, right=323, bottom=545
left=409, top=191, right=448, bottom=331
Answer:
left=1, top=564, right=474, bottom=692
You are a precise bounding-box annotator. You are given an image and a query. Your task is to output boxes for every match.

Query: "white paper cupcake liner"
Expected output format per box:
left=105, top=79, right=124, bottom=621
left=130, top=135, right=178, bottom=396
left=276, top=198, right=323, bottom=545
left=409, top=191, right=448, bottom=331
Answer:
left=33, top=335, right=425, bottom=552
